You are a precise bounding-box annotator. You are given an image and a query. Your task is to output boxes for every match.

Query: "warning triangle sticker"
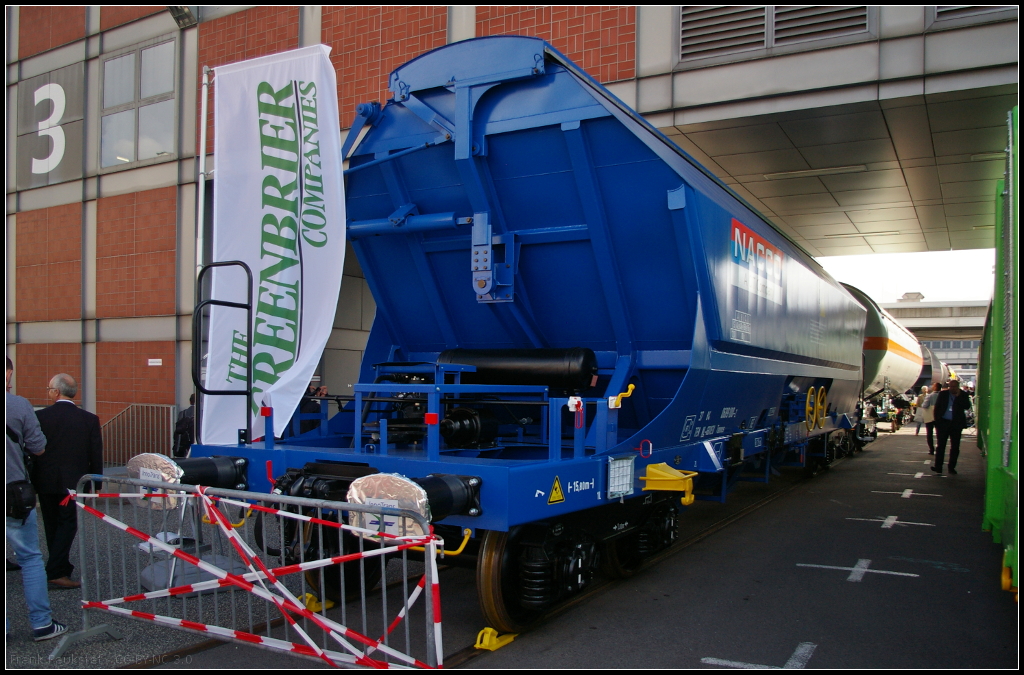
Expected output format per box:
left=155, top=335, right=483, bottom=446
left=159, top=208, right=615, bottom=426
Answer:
left=548, top=476, right=565, bottom=505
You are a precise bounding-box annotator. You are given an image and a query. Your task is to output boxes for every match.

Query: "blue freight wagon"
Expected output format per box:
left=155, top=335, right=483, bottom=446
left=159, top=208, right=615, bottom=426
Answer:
left=191, top=36, right=870, bottom=631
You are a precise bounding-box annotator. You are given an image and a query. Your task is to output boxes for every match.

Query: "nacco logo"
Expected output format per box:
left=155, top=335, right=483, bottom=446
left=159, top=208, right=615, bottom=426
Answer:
left=729, top=218, right=785, bottom=305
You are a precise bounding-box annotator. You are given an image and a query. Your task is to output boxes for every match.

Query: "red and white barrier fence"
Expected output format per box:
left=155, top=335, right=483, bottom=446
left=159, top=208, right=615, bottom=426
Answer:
left=48, top=476, right=444, bottom=668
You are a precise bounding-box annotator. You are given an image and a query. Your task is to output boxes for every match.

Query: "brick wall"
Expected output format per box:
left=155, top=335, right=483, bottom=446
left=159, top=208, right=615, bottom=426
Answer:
left=18, top=6, right=87, bottom=60
left=16, top=204, right=82, bottom=323
left=95, top=341, right=176, bottom=424
left=100, top=7, right=166, bottom=31
left=321, top=6, right=448, bottom=127
left=196, top=6, right=300, bottom=154
left=477, top=6, right=636, bottom=82
left=13, top=344, right=83, bottom=407
left=95, top=187, right=177, bottom=319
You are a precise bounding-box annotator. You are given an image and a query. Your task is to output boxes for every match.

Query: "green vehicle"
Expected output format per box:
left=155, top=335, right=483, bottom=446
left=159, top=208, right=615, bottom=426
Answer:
left=977, top=105, right=1018, bottom=600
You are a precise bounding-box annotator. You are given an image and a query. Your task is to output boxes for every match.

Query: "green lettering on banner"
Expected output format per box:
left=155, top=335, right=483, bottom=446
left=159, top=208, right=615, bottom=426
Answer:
left=257, top=81, right=296, bottom=118
left=244, top=74, right=333, bottom=414
left=261, top=213, right=299, bottom=254
left=251, top=351, right=294, bottom=387
left=225, top=329, right=248, bottom=384
left=297, top=79, right=328, bottom=249
left=261, top=175, right=299, bottom=215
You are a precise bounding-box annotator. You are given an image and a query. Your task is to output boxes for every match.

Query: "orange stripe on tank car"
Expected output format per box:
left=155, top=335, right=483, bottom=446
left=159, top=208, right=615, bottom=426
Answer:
left=863, top=337, right=923, bottom=366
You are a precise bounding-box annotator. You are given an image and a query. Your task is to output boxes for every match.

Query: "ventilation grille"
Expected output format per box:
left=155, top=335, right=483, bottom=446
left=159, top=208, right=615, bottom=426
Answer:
left=774, top=6, right=868, bottom=45
left=936, top=6, right=1015, bottom=21
left=680, top=6, right=766, bottom=60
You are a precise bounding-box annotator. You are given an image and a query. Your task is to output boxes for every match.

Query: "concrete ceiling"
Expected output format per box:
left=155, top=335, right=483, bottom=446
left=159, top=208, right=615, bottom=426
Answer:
left=661, top=83, right=1015, bottom=257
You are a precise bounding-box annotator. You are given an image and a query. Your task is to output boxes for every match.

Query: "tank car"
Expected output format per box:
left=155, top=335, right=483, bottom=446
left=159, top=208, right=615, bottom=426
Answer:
left=841, top=283, right=924, bottom=399
left=916, top=343, right=951, bottom=391
left=191, top=36, right=872, bottom=631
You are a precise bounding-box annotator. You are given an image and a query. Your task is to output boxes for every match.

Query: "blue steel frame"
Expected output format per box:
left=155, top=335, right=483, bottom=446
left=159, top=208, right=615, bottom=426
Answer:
left=191, top=37, right=867, bottom=533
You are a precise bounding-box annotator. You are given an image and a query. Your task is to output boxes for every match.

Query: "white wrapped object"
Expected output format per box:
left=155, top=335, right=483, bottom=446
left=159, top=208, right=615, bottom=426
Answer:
left=126, top=453, right=184, bottom=510
left=346, top=473, right=430, bottom=539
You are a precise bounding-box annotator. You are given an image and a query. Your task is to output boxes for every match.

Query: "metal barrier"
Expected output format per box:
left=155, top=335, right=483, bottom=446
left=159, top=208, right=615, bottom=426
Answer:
left=49, top=475, right=444, bottom=668
left=101, top=405, right=178, bottom=467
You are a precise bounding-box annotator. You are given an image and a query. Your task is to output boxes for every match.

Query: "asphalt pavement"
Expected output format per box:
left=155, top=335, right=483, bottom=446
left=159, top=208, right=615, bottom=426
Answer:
left=469, top=426, right=1017, bottom=669
left=6, top=427, right=1017, bottom=669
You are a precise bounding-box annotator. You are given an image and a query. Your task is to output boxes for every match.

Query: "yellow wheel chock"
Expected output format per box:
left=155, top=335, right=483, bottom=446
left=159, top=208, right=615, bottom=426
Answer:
left=302, top=592, right=335, bottom=612
left=476, top=627, right=517, bottom=651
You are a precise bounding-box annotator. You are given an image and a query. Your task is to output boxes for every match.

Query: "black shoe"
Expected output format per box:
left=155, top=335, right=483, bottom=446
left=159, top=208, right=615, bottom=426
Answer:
left=948, top=468, right=957, bottom=475
left=6, top=558, right=21, bottom=572
left=928, top=451, right=934, bottom=455
left=33, top=620, right=68, bottom=642
left=931, top=466, right=942, bottom=473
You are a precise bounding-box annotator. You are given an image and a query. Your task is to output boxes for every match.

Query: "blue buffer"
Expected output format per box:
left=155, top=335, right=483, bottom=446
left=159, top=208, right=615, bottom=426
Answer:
left=191, top=36, right=869, bottom=626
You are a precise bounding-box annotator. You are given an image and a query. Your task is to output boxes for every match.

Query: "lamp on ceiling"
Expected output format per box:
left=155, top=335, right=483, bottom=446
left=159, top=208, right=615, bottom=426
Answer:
left=823, top=231, right=900, bottom=239
left=168, top=6, right=199, bottom=29
left=763, top=165, right=867, bottom=181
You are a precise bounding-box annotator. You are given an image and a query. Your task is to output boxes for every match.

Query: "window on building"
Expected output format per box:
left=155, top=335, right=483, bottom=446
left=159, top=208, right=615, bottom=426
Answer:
left=100, top=39, right=176, bottom=169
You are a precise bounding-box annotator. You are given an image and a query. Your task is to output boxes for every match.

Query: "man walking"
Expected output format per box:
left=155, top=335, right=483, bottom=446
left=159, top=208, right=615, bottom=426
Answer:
left=931, top=379, right=972, bottom=475
left=32, top=373, right=103, bottom=588
left=6, top=358, right=68, bottom=640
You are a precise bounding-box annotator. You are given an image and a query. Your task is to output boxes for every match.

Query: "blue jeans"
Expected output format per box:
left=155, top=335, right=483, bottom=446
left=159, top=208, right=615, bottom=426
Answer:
left=6, top=510, right=53, bottom=629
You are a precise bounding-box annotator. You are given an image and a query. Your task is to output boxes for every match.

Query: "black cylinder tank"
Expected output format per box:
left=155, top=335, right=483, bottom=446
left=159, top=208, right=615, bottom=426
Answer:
left=436, top=348, right=599, bottom=392
left=176, top=456, right=248, bottom=490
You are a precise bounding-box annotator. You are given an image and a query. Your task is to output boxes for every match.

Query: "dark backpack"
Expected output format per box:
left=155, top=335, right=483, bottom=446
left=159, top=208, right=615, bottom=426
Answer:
left=173, top=412, right=195, bottom=457
left=6, top=426, right=37, bottom=520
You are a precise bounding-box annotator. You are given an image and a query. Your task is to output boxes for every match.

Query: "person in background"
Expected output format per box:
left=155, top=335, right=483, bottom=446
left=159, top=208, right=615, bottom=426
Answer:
left=920, top=382, right=941, bottom=455
left=931, top=378, right=972, bottom=475
left=912, top=386, right=928, bottom=435
left=32, top=373, right=103, bottom=589
left=173, top=394, right=195, bottom=458
left=5, top=357, right=68, bottom=641
left=288, top=380, right=328, bottom=436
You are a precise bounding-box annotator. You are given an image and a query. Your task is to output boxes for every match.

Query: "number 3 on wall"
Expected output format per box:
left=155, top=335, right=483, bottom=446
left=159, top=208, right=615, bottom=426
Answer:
left=31, top=83, right=66, bottom=174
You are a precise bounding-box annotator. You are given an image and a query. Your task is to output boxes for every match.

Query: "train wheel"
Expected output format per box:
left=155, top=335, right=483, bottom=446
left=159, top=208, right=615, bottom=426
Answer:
left=601, top=533, right=644, bottom=578
left=837, top=431, right=853, bottom=457
left=477, top=528, right=540, bottom=633
left=602, top=504, right=678, bottom=578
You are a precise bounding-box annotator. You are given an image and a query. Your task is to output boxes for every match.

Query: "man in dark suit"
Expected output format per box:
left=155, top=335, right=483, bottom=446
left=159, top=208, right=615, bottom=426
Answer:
left=172, top=394, right=195, bottom=458
left=32, top=373, right=103, bottom=589
left=930, top=378, right=972, bottom=475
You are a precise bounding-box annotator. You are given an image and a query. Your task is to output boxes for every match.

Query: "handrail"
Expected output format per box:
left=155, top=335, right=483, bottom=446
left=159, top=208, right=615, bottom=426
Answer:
left=192, top=260, right=254, bottom=445
left=100, top=403, right=177, bottom=467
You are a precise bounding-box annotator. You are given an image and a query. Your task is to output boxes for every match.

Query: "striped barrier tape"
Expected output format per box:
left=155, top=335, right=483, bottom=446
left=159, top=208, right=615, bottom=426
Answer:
left=195, top=485, right=368, bottom=668
left=79, top=601, right=416, bottom=669
left=63, top=490, right=435, bottom=543
left=74, top=489, right=442, bottom=668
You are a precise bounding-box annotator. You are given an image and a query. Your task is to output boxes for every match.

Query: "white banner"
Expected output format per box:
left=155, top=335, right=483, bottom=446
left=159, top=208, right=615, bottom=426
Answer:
left=203, top=45, right=345, bottom=445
